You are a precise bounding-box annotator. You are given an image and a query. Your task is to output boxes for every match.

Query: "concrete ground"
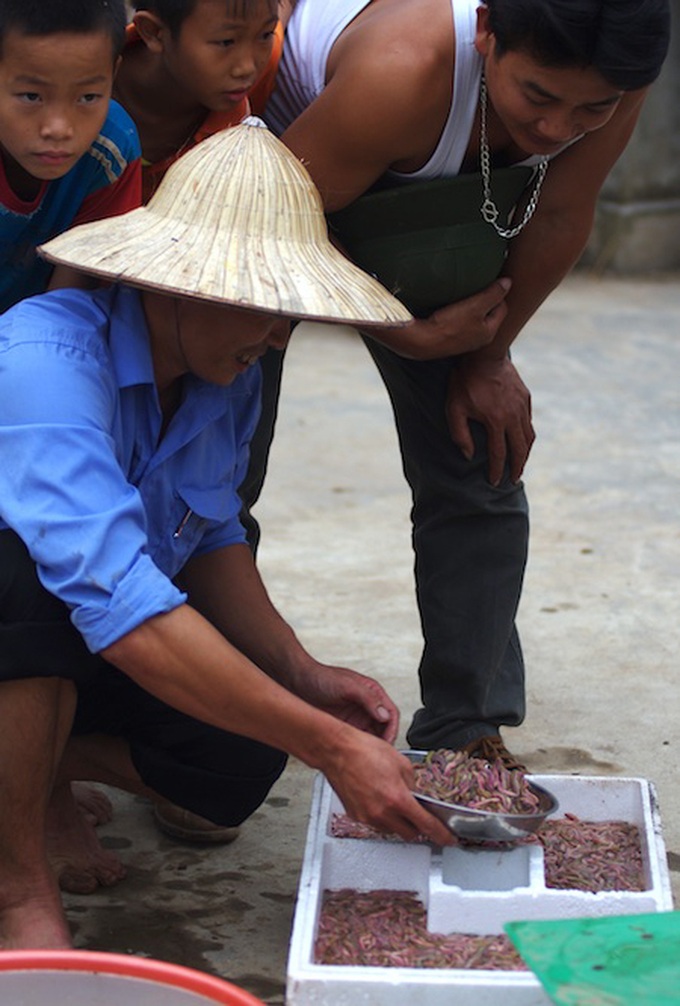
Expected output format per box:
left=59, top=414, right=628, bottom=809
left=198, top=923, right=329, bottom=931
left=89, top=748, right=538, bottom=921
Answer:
left=64, top=272, right=680, bottom=1003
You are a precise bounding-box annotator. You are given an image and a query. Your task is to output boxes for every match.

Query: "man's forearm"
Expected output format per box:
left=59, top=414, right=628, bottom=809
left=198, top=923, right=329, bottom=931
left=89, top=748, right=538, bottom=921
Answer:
left=100, top=601, right=454, bottom=847
left=178, top=544, right=314, bottom=688
left=101, top=602, right=351, bottom=770
left=470, top=206, right=595, bottom=362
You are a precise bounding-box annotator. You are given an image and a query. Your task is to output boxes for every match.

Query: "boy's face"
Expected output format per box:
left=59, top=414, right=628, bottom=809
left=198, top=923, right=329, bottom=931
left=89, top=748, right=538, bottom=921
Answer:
left=0, top=28, right=116, bottom=192
left=158, top=0, right=278, bottom=111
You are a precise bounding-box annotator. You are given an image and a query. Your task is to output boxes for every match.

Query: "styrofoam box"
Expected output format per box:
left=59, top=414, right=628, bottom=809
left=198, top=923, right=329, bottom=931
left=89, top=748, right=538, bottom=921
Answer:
left=286, top=773, right=672, bottom=1006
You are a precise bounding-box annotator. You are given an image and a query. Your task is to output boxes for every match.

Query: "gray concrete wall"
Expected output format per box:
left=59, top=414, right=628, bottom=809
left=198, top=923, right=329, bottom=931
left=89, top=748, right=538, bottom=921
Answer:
left=583, top=0, right=680, bottom=273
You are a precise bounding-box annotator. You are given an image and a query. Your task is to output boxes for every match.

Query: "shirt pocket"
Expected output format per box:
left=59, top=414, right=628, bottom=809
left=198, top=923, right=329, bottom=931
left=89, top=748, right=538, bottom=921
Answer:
left=155, top=485, right=235, bottom=579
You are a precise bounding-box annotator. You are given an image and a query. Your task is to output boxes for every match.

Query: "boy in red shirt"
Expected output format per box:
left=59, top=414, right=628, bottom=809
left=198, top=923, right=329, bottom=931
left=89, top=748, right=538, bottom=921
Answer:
left=0, top=0, right=141, bottom=311
left=114, top=0, right=283, bottom=201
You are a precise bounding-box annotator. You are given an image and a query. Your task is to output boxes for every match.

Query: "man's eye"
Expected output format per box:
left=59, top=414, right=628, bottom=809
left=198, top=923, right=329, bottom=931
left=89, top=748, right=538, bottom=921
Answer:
left=79, top=93, right=103, bottom=104
left=18, top=92, right=41, bottom=103
left=585, top=104, right=617, bottom=115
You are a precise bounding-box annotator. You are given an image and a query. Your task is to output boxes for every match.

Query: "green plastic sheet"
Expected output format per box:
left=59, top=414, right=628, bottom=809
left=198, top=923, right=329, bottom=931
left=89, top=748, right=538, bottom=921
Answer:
left=505, top=912, right=680, bottom=1005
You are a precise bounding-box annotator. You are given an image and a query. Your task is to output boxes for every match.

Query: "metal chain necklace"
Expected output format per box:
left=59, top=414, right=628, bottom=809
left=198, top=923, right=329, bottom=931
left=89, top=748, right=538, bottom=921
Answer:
left=478, top=73, right=549, bottom=239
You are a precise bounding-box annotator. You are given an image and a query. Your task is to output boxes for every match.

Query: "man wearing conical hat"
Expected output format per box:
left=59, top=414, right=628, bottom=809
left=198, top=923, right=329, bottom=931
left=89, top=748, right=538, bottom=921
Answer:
left=0, top=122, right=452, bottom=951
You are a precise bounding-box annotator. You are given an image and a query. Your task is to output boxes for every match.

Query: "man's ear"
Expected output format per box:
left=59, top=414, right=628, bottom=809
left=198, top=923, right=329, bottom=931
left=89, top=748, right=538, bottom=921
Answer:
left=474, top=4, right=493, bottom=58
left=133, top=10, right=169, bottom=53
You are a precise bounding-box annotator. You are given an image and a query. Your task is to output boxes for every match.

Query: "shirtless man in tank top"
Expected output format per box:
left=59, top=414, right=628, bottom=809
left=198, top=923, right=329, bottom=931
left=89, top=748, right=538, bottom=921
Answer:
left=254, top=0, right=670, bottom=759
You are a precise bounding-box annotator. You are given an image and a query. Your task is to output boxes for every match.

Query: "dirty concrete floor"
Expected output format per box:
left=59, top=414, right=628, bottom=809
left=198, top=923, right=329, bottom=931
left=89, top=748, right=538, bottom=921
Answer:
left=64, top=272, right=680, bottom=1003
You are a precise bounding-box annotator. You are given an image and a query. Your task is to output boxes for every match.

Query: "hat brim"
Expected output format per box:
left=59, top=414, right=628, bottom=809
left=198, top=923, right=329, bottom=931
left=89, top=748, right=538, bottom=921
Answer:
left=39, top=206, right=412, bottom=328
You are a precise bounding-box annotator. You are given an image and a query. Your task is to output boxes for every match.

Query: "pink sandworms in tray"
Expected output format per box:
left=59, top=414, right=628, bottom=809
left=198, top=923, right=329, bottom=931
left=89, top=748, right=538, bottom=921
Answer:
left=315, top=889, right=527, bottom=969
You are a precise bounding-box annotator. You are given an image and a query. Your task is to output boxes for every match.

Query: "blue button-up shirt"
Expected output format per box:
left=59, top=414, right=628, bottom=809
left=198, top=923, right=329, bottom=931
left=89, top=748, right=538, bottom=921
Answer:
left=0, top=285, right=261, bottom=653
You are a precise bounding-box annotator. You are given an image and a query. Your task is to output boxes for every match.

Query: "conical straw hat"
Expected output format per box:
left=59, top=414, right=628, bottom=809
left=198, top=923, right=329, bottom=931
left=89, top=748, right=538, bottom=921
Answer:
left=39, top=120, right=412, bottom=327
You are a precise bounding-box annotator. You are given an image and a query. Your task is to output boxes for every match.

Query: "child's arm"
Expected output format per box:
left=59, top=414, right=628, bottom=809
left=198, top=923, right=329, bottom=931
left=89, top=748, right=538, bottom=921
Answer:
left=48, top=161, right=142, bottom=292
left=69, top=156, right=142, bottom=227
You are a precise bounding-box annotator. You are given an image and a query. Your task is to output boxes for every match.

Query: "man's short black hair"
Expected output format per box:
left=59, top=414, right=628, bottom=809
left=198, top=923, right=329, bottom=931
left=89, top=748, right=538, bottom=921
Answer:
left=485, top=0, right=671, bottom=90
left=0, top=0, right=127, bottom=58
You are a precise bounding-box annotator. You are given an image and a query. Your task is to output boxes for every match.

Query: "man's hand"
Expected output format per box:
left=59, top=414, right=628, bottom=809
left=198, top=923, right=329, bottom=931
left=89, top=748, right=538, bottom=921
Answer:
left=288, top=661, right=453, bottom=843
left=291, top=661, right=400, bottom=744
left=364, top=277, right=511, bottom=361
left=322, top=731, right=454, bottom=845
left=447, top=355, right=535, bottom=485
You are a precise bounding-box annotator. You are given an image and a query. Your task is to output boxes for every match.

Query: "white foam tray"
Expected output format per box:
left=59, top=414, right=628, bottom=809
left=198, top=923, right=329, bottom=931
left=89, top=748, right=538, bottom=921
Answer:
left=286, top=773, right=672, bottom=1006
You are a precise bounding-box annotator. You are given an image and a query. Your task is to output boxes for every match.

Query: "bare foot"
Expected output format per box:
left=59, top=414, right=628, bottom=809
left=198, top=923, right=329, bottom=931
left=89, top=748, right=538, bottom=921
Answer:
left=47, top=783, right=126, bottom=894
left=0, top=878, right=72, bottom=950
left=71, top=782, right=114, bottom=827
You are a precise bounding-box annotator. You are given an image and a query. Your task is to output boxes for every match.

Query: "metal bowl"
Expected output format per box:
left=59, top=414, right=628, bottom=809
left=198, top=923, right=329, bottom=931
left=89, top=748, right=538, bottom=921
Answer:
left=405, top=751, right=559, bottom=844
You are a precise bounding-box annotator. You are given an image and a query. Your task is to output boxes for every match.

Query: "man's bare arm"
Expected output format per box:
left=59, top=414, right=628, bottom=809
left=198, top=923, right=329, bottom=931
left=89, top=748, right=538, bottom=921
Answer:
left=446, top=88, right=648, bottom=484
left=280, top=30, right=443, bottom=210
left=179, top=543, right=398, bottom=741
left=101, top=597, right=452, bottom=844
left=279, top=26, right=511, bottom=357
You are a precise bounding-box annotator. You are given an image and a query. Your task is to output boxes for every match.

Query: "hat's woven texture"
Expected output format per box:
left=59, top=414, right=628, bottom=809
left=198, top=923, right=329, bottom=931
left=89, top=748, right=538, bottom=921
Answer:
left=40, top=123, right=411, bottom=327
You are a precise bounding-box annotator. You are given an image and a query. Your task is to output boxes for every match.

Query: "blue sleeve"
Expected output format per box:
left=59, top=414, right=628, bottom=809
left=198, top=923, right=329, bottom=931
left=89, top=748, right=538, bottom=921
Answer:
left=0, top=300, right=185, bottom=653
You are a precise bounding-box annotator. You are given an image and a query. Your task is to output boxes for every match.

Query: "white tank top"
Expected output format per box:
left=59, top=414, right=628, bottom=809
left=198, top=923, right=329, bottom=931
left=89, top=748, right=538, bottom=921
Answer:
left=265, top=0, right=481, bottom=180
left=264, top=0, right=370, bottom=138
left=265, top=0, right=547, bottom=180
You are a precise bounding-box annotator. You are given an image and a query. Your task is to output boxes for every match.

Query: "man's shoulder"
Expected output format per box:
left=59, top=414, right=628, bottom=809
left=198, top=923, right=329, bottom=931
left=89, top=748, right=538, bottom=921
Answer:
left=0, top=289, right=120, bottom=403
left=325, top=0, right=454, bottom=128
left=330, top=0, right=452, bottom=70
left=0, top=287, right=115, bottom=352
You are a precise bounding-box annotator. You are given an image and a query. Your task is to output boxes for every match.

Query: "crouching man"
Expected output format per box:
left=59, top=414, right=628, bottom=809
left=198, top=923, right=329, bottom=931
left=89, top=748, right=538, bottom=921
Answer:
left=0, top=121, right=453, bottom=951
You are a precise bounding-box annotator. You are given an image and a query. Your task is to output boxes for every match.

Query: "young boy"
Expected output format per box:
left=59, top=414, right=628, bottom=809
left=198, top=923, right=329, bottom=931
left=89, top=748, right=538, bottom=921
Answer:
left=114, top=0, right=283, bottom=200
left=0, top=122, right=447, bottom=950
left=0, top=0, right=141, bottom=312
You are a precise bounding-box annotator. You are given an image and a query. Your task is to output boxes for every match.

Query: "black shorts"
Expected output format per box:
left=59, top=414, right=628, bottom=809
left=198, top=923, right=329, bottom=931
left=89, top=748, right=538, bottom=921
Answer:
left=0, top=530, right=287, bottom=825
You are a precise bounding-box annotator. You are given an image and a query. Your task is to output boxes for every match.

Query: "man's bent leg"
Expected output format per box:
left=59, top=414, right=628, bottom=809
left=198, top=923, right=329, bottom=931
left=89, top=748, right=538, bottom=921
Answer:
left=0, top=533, right=286, bottom=882
left=362, top=338, right=528, bottom=751
left=74, top=667, right=288, bottom=829
left=0, top=530, right=130, bottom=895
left=0, top=676, right=76, bottom=949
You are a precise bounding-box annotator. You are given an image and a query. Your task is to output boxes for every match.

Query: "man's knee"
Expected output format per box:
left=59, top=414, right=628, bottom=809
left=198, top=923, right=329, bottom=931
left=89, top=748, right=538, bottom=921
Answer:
left=0, top=530, right=65, bottom=622
left=130, top=727, right=288, bottom=827
left=0, top=530, right=103, bottom=685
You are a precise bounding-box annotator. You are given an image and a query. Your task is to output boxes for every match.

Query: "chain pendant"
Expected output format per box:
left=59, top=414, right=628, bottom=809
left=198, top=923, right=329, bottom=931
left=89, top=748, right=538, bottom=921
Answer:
left=478, top=73, right=549, bottom=240
left=481, top=199, right=499, bottom=224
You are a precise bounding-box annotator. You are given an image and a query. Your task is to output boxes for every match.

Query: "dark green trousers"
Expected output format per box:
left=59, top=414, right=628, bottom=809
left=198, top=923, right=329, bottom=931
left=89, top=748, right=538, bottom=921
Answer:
left=240, top=339, right=528, bottom=750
